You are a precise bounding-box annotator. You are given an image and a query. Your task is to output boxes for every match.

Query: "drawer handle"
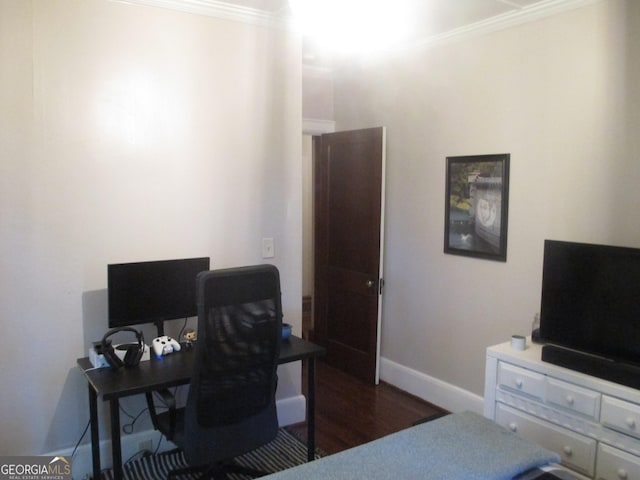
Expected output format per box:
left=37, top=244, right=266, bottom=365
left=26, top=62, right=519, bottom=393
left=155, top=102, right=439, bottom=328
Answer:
left=508, top=422, right=518, bottom=432
left=565, top=395, right=574, bottom=405
left=562, top=445, right=573, bottom=457
left=626, top=417, right=636, bottom=429
left=617, top=468, right=628, bottom=479
left=515, top=379, right=523, bottom=389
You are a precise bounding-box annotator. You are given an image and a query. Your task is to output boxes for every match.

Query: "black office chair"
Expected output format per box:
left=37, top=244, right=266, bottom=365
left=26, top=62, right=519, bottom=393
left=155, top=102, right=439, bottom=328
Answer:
left=146, top=264, right=283, bottom=480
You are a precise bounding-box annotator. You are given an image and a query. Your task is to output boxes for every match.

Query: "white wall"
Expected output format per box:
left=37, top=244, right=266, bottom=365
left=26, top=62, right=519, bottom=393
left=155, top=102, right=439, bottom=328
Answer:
left=0, top=0, right=302, bottom=462
left=332, top=0, right=640, bottom=404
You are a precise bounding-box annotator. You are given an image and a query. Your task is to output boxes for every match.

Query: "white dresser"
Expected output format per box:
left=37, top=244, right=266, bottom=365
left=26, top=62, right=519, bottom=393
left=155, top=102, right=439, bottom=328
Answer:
left=484, top=340, right=640, bottom=480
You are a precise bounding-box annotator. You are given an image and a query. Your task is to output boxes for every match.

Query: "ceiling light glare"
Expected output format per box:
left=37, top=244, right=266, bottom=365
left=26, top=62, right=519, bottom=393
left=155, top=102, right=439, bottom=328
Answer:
left=288, top=0, right=411, bottom=55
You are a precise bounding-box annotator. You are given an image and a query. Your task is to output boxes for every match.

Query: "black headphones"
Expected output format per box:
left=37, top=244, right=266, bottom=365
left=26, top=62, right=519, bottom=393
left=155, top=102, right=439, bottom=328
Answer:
left=101, top=327, right=145, bottom=370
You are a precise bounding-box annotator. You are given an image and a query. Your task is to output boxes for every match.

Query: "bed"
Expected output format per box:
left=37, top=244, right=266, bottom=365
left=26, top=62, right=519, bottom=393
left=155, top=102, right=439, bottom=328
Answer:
left=265, top=411, right=571, bottom=480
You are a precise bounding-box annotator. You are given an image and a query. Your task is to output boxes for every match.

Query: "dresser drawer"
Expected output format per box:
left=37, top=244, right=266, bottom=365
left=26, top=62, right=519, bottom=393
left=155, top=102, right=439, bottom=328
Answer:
left=602, top=397, right=640, bottom=440
left=596, top=443, right=640, bottom=480
left=496, top=403, right=597, bottom=477
left=498, top=362, right=545, bottom=401
left=546, top=377, right=601, bottom=420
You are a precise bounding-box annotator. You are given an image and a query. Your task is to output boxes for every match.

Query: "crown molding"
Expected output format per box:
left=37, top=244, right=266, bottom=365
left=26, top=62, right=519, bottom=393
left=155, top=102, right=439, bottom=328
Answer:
left=113, top=0, right=602, bottom=53
left=113, top=0, right=291, bottom=28
left=411, top=0, right=603, bottom=50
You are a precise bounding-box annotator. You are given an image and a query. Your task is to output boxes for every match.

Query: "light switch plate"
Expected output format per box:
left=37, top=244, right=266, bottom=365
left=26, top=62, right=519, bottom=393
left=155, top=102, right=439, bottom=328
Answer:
left=262, top=237, right=275, bottom=258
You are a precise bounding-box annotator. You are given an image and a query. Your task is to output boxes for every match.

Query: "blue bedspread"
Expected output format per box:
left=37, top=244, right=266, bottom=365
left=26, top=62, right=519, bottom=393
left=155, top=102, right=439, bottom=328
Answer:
left=265, top=411, right=560, bottom=479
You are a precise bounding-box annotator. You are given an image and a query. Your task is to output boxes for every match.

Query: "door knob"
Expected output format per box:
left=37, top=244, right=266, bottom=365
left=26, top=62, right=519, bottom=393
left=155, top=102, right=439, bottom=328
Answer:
left=366, top=279, right=375, bottom=288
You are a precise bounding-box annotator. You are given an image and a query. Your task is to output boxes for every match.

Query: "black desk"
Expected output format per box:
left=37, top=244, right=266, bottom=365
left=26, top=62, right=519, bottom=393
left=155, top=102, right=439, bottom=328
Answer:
left=77, top=335, right=325, bottom=480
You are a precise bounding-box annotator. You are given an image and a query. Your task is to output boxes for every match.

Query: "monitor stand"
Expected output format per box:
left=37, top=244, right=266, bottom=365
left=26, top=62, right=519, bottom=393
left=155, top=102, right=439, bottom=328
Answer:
left=154, top=320, right=165, bottom=338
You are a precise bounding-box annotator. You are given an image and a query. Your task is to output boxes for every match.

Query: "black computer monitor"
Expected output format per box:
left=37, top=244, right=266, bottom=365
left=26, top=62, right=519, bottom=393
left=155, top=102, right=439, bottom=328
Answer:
left=108, top=257, right=210, bottom=336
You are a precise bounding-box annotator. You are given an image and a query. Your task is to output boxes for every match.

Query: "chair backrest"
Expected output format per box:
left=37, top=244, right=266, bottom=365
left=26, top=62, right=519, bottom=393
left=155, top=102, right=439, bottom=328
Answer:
left=182, top=264, right=282, bottom=465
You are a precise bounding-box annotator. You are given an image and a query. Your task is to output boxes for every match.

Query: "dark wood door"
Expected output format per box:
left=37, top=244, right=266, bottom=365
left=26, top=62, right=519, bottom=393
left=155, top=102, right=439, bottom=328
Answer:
left=313, top=127, right=385, bottom=384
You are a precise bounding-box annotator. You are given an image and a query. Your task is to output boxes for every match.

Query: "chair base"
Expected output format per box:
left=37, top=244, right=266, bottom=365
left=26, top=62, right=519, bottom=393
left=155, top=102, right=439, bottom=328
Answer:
left=168, top=460, right=270, bottom=480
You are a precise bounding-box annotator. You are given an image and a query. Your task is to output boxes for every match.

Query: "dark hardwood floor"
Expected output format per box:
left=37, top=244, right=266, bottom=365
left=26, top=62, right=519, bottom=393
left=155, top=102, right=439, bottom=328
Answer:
left=288, top=359, right=448, bottom=455
left=295, top=298, right=447, bottom=454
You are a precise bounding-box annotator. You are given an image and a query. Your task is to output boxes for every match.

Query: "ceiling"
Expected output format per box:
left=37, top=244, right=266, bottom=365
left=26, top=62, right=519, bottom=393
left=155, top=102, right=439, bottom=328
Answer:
left=218, top=0, right=575, bottom=63
left=230, top=0, right=552, bottom=34
left=126, top=0, right=592, bottom=64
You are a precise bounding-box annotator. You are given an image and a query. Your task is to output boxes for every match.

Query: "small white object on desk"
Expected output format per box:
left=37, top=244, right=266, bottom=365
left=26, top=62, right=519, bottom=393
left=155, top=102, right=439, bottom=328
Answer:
left=511, top=335, right=526, bottom=351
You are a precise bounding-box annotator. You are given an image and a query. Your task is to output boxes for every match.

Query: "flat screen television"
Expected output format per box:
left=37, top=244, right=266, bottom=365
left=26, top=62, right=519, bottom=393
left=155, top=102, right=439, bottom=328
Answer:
left=108, top=257, right=210, bottom=336
left=539, top=240, right=640, bottom=388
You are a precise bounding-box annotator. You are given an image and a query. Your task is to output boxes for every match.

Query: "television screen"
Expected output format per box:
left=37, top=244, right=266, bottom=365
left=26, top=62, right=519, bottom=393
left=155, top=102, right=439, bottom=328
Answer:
left=108, top=257, right=210, bottom=329
left=540, top=240, right=640, bottom=365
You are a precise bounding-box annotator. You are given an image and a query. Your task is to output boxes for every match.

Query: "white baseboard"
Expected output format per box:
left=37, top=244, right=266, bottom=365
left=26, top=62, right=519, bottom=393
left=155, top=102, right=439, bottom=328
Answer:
left=53, top=360, right=481, bottom=479
left=379, top=357, right=484, bottom=415
left=48, top=395, right=306, bottom=480
left=276, top=394, right=306, bottom=427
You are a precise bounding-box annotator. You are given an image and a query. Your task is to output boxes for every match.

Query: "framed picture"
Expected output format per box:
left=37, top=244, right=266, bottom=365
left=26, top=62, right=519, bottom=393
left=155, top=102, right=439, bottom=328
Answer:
left=444, top=153, right=510, bottom=261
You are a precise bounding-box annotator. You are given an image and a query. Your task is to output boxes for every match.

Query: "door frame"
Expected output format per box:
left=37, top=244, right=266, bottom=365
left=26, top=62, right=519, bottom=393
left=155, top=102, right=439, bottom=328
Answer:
left=375, top=129, right=386, bottom=382
left=302, top=118, right=335, bottom=320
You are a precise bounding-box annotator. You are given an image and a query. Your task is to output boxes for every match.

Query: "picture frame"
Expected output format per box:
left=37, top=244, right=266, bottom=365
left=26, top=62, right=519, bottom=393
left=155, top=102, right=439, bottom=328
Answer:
left=444, top=153, right=510, bottom=261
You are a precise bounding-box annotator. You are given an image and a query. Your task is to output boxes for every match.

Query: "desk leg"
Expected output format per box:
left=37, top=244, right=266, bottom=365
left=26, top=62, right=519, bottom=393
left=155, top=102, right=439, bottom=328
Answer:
left=307, top=358, right=316, bottom=462
left=88, top=386, right=100, bottom=480
left=110, top=399, right=123, bottom=480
